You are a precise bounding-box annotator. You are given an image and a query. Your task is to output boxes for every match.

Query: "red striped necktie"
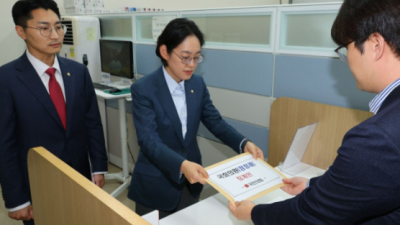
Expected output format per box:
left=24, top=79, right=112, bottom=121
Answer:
left=45, top=67, right=66, bottom=130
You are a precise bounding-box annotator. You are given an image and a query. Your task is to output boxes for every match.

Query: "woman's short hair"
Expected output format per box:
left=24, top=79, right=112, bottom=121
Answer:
left=156, top=18, right=205, bottom=66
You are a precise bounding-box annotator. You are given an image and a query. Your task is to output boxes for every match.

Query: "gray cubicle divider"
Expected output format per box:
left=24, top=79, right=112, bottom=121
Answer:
left=136, top=44, right=162, bottom=75
left=103, top=2, right=376, bottom=161
left=274, top=54, right=375, bottom=111
left=197, top=49, right=274, bottom=96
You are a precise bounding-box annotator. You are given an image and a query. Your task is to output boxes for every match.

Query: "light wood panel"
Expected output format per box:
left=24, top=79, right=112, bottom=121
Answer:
left=28, top=147, right=150, bottom=225
left=267, top=97, right=373, bottom=169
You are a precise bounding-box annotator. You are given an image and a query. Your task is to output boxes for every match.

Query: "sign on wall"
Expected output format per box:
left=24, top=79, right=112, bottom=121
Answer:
left=152, top=16, right=177, bottom=42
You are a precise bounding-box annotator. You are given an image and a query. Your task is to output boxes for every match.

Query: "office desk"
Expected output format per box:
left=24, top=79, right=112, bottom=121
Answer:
left=160, top=165, right=325, bottom=225
left=95, top=89, right=131, bottom=197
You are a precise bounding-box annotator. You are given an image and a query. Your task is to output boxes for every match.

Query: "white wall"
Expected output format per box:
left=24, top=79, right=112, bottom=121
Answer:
left=0, top=1, right=26, bottom=66
left=103, top=0, right=286, bottom=11
left=56, top=0, right=66, bottom=14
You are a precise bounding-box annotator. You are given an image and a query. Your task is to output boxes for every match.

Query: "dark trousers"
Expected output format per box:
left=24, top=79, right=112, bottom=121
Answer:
left=135, top=181, right=200, bottom=219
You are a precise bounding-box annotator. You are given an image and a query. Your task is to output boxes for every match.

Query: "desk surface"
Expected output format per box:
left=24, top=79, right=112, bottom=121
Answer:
left=160, top=165, right=325, bottom=225
left=95, top=89, right=131, bottom=100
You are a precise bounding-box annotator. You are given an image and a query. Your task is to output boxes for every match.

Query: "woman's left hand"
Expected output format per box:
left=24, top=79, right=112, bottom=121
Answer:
left=244, top=141, right=264, bottom=160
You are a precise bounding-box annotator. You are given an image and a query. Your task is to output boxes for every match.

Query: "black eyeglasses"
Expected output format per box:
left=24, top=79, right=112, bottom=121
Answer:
left=173, top=51, right=204, bottom=65
left=24, top=24, right=67, bottom=37
left=334, top=41, right=353, bottom=62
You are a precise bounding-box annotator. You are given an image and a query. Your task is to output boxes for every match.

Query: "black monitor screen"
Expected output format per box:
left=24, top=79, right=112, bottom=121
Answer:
left=99, top=39, right=134, bottom=79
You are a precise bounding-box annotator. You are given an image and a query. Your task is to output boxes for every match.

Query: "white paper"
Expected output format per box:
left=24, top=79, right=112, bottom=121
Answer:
left=207, top=154, right=284, bottom=202
left=142, top=210, right=159, bottom=225
left=281, top=122, right=318, bottom=175
left=152, top=16, right=177, bottom=42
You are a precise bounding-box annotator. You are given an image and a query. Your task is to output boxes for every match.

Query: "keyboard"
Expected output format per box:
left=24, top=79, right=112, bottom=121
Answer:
left=92, top=83, right=112, bottom=90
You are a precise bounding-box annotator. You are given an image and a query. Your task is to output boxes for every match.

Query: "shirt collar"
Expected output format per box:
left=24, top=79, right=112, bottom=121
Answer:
left=369, top=78, right=400, bottom=114
left=162, top=66, right=185, bottom=94
left=26, top=50, right=61, bottom=77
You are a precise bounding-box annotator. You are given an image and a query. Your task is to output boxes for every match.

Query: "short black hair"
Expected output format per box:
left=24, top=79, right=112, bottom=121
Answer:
left=12, top=0, right=61, bottom=27
left=156, top=18, right=205, bottom=66
left=331, top=0, right=400, bottom=57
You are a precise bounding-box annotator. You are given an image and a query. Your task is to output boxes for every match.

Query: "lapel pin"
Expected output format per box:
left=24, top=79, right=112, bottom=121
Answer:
left=67, top=73, right=71, bottom=76
left=191, top=90, right=194, bottom=94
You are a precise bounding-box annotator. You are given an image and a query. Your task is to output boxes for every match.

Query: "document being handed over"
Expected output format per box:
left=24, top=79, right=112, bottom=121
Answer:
left=205, top=153, right=287, bottom=204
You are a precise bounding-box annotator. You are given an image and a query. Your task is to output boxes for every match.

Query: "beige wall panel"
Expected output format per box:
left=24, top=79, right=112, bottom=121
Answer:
left=106, top=107, right=139, bottom=169
left=208, top=86, right=272, bottom=127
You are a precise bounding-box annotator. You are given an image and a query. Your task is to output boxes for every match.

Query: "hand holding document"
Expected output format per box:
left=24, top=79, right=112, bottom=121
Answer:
left=204, top=153, right=287, bottom=204
left=181, top=160, right=208, bottom=184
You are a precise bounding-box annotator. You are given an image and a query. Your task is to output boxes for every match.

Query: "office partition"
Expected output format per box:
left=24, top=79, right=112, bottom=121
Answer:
left=28, top=147, right=150, bottom=225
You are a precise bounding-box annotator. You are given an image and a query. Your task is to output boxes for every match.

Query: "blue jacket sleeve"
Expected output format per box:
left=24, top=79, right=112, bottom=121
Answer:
left=0, top=75, right=30, bottom=208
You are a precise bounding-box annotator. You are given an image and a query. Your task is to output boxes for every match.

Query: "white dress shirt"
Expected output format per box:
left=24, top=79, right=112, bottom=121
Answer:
left=163, top=67, right=188, bottom=179
left=26, top=50, right=66, bottom=101
left=163, top=66, right=187, bottom=139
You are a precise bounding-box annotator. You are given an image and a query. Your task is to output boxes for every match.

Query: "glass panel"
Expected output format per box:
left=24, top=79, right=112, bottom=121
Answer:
left=136, top=16, right=178, bottom=41
left=281, top=12, right=337, bottom=50
left=186, top=15, right=271, bottom=46
left=99, top=17, right=132, bottom=38
left=136, top=16, right=153, bottom=41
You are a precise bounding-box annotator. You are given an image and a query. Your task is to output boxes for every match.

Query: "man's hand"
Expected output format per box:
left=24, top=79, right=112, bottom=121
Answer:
left=281, top=177, right=308, bottom=195
left=228, top=200, right=255, bottom=221
left=93, top=174, right=105, bottom=188
left=9, top=205, right=34, bottom=221
left=244, top=141, right=264, bottom=160
left=180, top=160, right=209, bottom=184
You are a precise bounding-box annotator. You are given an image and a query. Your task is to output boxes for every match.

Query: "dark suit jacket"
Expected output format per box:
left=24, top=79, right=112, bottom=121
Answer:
left=127, top=67, right=245, bottom=211
left=0, top=53, right=108, bottom=209
left=252, top=86, right=400, bottom=224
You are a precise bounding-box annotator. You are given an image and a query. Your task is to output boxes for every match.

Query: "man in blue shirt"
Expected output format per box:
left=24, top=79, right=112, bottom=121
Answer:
left=229, top=0, right=400, bottom=224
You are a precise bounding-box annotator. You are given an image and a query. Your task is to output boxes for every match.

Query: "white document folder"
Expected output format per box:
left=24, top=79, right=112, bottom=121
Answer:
left=205, top=153, right=287, bottom=204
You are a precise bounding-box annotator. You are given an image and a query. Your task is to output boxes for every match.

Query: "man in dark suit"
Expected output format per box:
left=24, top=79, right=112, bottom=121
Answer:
left=127, top=18, right=264, bottom=219
left=0, top=1, right=108, bottom=224
left=229, top=0, right=400, bottom=224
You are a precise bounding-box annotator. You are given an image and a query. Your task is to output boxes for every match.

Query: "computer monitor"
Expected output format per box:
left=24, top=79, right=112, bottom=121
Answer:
left=99, top=39, right=134, bottom=79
